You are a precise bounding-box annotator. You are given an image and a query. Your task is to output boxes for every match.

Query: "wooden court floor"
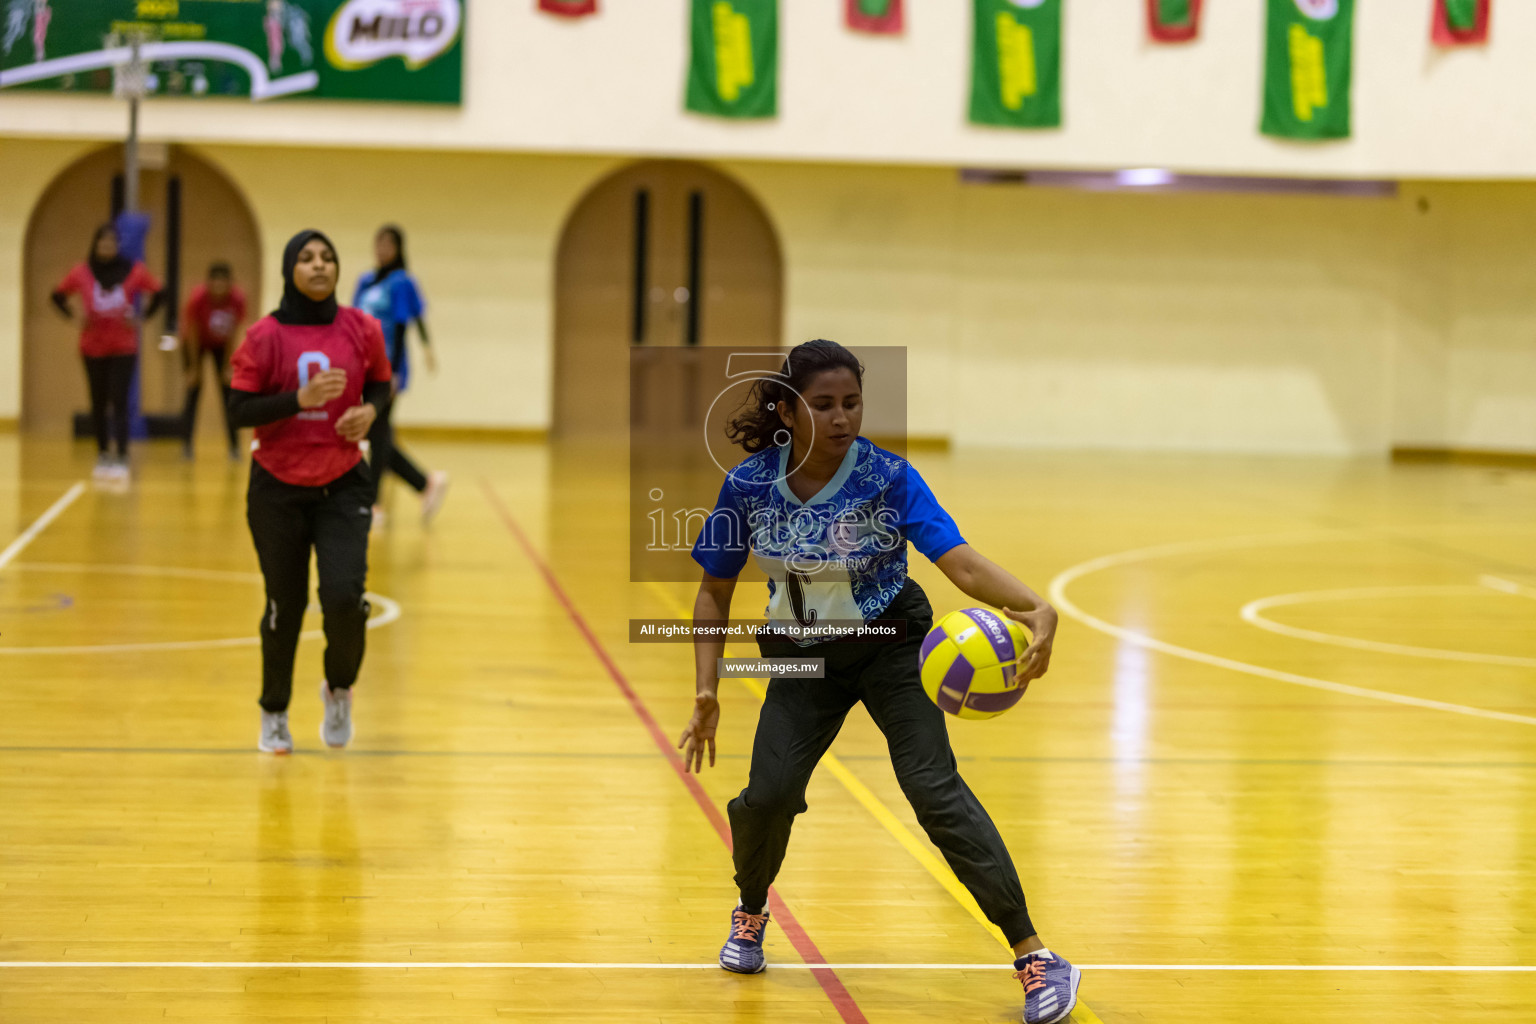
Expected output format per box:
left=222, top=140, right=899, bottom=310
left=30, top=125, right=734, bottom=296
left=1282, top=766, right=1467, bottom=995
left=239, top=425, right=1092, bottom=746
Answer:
left=1, top=434, right=1533, bottom=1023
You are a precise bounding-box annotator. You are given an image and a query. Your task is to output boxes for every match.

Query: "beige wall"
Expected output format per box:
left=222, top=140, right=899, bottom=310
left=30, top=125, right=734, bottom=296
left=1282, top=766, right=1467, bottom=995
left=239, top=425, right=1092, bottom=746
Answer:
left=6, top=3, right=1536, bottom=178
left=195, top=145, right=619, bottom=431
left=1, top=138, right=1532, bottom=453
left=1394, top=184, right=1536, bottom=451
left=0, top=138, right=97, bottom=421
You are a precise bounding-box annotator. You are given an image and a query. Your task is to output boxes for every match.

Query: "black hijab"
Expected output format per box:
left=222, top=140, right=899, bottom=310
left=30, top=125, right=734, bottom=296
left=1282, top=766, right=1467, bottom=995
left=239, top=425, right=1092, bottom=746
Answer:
left=375, top=224, right=406, bottom=280
left=273, top=229, right=339, bottom=326
left=87, top=224, right=133, bottom=290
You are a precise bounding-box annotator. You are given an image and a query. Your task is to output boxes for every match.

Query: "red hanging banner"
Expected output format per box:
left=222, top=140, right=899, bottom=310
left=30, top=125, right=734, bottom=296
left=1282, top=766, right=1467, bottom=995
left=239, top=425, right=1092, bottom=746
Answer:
left=1432, top=0, right=1490, bottom=46
left=846, top=0, right=904, bottom=35
left=1146, top=0, right=1203, bottom=43
left=539, top=0, right=598, bottom=17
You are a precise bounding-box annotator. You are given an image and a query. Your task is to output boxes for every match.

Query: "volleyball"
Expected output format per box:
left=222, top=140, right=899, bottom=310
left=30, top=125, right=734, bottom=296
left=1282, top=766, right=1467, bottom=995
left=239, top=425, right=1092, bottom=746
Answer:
left=918, top=608, right=1031, bottom=720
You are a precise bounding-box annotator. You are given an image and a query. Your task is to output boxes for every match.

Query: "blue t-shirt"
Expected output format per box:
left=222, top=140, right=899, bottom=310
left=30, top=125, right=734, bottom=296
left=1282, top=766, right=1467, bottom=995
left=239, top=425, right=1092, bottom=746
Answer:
left=691, top=437, right=965, bottom=643
left=353, top=269, right=424, bottom=388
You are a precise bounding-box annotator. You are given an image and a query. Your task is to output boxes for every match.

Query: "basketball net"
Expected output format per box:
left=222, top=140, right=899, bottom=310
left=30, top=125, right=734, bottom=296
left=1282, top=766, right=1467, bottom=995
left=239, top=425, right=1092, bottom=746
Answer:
left=113, top=35, right=150, bottom=101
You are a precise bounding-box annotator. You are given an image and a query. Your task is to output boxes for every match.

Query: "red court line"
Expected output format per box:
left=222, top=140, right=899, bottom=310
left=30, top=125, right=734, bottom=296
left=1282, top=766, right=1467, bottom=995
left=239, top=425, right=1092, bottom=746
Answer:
left=480, top=481, right=869, bottom=1024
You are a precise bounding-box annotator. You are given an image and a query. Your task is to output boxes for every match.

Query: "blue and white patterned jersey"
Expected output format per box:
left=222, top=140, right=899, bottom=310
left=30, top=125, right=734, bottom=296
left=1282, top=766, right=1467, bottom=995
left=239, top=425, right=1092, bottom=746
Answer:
left=352, top=269, right=424, bottom=388
left=691, top=437, right=965, bottom=643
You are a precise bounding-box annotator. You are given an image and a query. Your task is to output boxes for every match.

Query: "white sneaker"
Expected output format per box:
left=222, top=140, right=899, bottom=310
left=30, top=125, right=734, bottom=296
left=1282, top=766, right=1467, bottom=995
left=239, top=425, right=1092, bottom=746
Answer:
left=109, top=458, right=131, bottom=482
left=258, top=710, right=293, bottom=754
left=91, top=455, right=114, bottom=482
left=320, top=682, right=353, bottom=748
left=420, top=471, right=451, bottom=526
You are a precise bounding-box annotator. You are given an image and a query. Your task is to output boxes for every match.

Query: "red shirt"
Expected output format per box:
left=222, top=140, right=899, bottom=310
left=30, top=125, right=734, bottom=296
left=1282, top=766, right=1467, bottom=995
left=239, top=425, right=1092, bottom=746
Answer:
left=184, top=284, right=248, bottom=349
left=55, top=262, right=163, bottom=357
left=230, top=307, right=391, bottom=487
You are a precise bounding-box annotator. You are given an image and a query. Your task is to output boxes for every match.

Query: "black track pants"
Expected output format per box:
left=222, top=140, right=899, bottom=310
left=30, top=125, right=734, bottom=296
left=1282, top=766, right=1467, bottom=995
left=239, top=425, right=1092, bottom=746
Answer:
left=82, top=354, right=135, bottom=457
left=246, top=461, right=373, bottom=712
left=726, top=579, right=1038, bottom=946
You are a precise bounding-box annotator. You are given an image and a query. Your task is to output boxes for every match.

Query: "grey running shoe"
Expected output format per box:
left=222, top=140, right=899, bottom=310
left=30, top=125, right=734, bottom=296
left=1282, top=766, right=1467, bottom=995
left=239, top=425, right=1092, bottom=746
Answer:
left=258, top=710, right=293, bottom=754
left=320, top=682, right=353, bottom=748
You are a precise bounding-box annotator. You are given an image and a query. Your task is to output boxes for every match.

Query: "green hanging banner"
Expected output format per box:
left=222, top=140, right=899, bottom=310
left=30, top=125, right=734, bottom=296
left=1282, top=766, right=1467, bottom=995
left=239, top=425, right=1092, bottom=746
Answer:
left=968, top=0, right=1061, bottom=130
left=685, top=0, right=777, bottom=119
left=1261, top=0, right=1354, bottom=141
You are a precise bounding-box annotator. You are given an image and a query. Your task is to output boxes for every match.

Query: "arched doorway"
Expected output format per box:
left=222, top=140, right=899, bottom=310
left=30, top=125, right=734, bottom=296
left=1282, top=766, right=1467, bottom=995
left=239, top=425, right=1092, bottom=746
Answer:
left=22, top=145, right=262, bottom=438
left=552, top=160, right=783, bottom=437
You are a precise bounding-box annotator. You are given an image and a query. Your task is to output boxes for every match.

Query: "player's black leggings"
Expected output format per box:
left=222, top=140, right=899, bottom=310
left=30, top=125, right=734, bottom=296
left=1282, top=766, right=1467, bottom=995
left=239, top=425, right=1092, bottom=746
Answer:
left=182, top=345, right=238, bottom=452
left=366, top=393, right=428, bottom=500
left=246, top=461, right=373, bottom=712
left=82, top=354, right=135, bottom=457
left=727, top=578, right=1038, bottom=946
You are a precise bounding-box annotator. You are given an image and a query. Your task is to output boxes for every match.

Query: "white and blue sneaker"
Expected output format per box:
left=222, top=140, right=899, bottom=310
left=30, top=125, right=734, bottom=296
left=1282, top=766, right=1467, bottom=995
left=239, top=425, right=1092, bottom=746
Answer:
left=718, top=905, right=770, bottom=974
left=1014, top=949, right=1080, bottom=1024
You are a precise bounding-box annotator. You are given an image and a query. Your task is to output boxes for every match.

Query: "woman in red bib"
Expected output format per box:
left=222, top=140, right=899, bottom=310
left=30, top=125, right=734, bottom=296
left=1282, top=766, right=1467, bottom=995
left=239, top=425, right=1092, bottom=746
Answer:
left=50, top=224, right=164, bottom=482
left=228, top=230, right=391, bottom=754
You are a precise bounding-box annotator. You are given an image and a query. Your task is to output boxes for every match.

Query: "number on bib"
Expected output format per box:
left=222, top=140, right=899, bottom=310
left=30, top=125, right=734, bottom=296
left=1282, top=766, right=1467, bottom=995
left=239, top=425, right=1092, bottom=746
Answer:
left=297, top=352, right=331, bottom=387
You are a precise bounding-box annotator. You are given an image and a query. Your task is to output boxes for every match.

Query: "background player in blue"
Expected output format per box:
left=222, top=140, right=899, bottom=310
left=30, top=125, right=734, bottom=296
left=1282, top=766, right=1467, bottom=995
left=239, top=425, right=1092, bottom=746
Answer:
left=676, top=339, right=1080, bottom=1024
left=352, top=224, right=450, bottom=529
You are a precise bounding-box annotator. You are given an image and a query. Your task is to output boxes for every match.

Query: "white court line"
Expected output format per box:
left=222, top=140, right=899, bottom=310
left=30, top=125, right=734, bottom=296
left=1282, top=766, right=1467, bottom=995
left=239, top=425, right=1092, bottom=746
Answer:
left=0, top=483, right=86, bottom=572
left=0, top=961, right=1530, bottom=972
left=0, top=563, right=400, bottom=654
left=1047, top=532, right=1536, bottom=729
left=1240, top=585, right=1536, bottom=669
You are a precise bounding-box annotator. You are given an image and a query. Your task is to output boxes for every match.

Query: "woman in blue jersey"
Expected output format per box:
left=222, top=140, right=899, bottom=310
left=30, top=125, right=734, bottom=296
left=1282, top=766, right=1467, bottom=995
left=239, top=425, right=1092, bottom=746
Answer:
left=352, top=225, right=450, bottom=529
left=677, top=339, right=1079, bottom=1024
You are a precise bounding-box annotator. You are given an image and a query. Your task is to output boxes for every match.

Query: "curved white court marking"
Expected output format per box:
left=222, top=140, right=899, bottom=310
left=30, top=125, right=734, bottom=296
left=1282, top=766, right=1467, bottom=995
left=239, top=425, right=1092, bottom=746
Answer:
left=0, top=563, right=400, bottom=655
left=1047, top=532, right=1536, bottom=728
left=1241, top=585, right=1536, bottom=669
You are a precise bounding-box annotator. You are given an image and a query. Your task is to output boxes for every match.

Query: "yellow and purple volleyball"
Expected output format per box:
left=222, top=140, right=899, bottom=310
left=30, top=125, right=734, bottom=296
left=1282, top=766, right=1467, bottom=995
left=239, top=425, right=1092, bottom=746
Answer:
left=918, top=608, right=1031, bottom=720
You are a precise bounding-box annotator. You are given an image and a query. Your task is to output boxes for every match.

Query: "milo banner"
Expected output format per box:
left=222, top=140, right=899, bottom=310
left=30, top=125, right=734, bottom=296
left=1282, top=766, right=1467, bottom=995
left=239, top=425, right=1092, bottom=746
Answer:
left=1147, top=0, right=1203, bottom=43
left=969, top=0, right=1061, bottom=130
left=1261, top=0, right=1353, bottom=141
left=686, top=0, right=776, bottom=119
left=0, top=0, right=463, bottom=104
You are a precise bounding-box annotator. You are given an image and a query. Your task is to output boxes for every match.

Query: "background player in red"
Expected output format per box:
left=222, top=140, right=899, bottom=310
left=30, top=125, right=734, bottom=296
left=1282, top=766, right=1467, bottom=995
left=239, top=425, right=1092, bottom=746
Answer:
left=228, top=229, right=391, bottom=755
left=180, top=261, right=248, bottom=460
left=50, top=223, right=164, bottom=483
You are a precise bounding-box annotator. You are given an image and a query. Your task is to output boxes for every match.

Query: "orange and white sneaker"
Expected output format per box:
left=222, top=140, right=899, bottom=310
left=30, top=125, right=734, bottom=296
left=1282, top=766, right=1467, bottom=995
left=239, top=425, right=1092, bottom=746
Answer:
left=1015, top=950, right=1080, bottom=1024
left=319, top=682, right=353, bottom=748
left=718, top=905, right=770, bottom=974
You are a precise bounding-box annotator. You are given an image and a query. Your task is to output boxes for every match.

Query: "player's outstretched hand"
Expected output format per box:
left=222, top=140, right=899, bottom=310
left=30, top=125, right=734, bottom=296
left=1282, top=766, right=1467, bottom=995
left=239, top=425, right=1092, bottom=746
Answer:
left=334, top=403, right=377, bottom=442
left=298, top=368, right=347, bottom=408
left=678, top=692, right=720, bottom=773
left=1002, top=603, right=1058, bottom=684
